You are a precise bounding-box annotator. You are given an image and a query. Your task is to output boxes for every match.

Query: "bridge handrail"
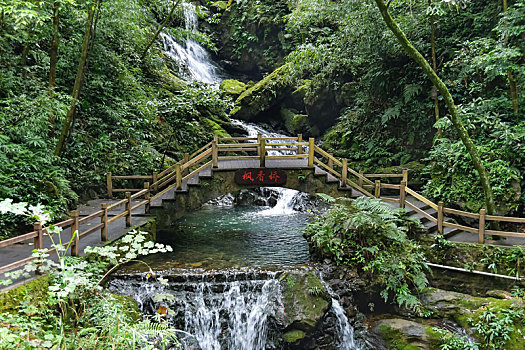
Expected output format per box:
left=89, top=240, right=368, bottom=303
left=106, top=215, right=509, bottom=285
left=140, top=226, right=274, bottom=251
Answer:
left=3, top=133, right=525, bottom=274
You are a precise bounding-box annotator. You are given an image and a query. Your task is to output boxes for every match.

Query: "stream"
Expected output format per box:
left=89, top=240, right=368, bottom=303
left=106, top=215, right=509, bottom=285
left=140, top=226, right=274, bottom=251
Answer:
left=108, top=5, right=364, bottom=349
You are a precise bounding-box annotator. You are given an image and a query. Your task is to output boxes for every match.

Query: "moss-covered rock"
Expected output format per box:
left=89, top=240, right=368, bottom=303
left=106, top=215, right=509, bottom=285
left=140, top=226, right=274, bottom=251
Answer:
left=0, top=275, right=51, bottom=313
left=280, top=108, right=309, bottom=134
left=374, top=320, right=428, bottom=350
left=421, top=288, right=525, bottom=350
left=278, top=271, right=331, bottom=332
left=283, top=329, right=306, bottom=344
left=219, top=79, right=247, bottom=98
left=201, top=118, right=231, bottom=138
left=232, top=64, right=293, bottom=120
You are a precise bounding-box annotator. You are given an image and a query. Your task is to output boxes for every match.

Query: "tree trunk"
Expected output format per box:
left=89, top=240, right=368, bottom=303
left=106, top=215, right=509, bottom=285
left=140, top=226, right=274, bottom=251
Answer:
left=374, top=0, right=497, bottom=216
left=503, top=0, right=519, bottom=117
left=48, top=1, right=60, bottom=137
left=141, top=0, right=181, bottom=61
left=55, top=1, right=98, bottom=156
left=429, top=0, right=442, bottom=137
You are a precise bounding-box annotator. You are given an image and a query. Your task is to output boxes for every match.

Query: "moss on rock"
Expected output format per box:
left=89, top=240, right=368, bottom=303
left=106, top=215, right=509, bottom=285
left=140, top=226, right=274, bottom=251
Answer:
left=232, top=64, right=293, bottom=120
left=0, top=275, right=51, bottom=313
left=219, top=79, right=247, bottom=98
left=278, top=271, right=331, bottom=331
left=283, top=329, right=306, bottom=343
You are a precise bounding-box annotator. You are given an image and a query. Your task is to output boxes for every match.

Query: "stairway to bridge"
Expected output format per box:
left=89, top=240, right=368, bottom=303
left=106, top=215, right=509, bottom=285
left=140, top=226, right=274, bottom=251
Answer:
left=2, top=134, right=525, bottom=278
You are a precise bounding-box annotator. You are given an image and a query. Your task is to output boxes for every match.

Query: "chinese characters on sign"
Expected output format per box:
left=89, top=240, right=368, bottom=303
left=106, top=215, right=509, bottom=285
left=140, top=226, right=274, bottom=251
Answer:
left=234, top=169, right=287, bottom=186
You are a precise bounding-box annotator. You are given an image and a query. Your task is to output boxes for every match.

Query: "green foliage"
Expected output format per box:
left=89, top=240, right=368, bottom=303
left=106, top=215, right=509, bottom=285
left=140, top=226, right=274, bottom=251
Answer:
left=469, top=306, right=524, bottom=350
left=424, top=108, right=524, bottom=212
left=0, top=0, right=233, bottom=238
left=304, top=196, right=428, bottom=310
left=431, top=328, right=480, bottom=350
left=0, top=201, right=178, bottom=349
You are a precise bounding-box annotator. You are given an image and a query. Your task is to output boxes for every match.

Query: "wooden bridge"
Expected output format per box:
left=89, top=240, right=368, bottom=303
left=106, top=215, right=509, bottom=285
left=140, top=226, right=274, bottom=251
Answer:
left=1, top=134, right=525, bottom=274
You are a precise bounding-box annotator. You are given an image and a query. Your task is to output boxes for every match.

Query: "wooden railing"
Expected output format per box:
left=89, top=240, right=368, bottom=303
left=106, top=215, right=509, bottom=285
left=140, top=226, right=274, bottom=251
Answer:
left=0, top=188, right=151, bottom=274
left=2, top=133, right=525, bottom=274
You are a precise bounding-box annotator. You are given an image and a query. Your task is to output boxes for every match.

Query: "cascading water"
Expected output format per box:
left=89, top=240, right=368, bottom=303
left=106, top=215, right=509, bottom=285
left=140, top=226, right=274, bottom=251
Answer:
left=161, top=3, right=222, bottom=83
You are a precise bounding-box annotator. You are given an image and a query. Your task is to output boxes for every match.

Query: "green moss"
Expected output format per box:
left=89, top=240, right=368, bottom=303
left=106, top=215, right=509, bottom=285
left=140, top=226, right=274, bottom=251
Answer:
left=219, top=79, right=247, bottom=98
left=232, top=64, right=293, bottom=120
left=283, top=329, right=306, bottom=343
left=0, top=275, right=51, bottom=313
left=210, top=1, right=228, bottom=10
left=280, top=271, right=330, bottom=329
left=378, top=325, right=421, bottom=350
left=201, top=118, right=231, bottom=138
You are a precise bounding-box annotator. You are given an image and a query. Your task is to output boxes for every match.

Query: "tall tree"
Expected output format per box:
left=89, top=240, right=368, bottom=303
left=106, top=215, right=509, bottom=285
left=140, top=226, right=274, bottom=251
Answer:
left=55, top=0, right=100, bottom=156
left=503, top=0, right=519, bottom=117
left=141, top=0, right=181, bottom=61
left=48, top=1, right=60, bottom=137
left=373, top=0, right=497, bottom=216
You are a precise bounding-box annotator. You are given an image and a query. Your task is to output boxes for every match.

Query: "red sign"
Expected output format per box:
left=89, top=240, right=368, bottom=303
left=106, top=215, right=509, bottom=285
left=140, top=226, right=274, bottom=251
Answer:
left=234, top=169, right=287, bottom=186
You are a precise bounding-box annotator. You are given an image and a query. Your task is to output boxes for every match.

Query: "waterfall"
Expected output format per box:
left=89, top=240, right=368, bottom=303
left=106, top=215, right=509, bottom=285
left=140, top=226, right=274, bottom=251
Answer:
left=109, top=270, right=363, bottom=350
left=161, top=3, right=222, bottom=83
left=258, top=187, right=298, bottom=215
left=332, top=298, right=360, bottom=350
left=109, top=271, right=282, bottom=350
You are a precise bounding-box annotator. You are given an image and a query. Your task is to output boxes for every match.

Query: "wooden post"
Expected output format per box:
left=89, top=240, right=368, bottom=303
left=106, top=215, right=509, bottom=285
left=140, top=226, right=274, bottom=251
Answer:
left=375, top=180, right=381, bottom=198
left=212, top=140, right=218, bottom=168
left=297, top=134, right=303, bottom=154
left=257, top=134, right=262, bottom=157
left=260, top=138, right=266, bottom=167
left=402, top=169, right=408, bottom=184
left=328, top=154, right=334, bottom=169
left=478, top=208, right=486, bottom=244
left=342, top=159, right=348, bottom=187
left=400, top=181, right=406, bottom=209
left=144, top=182, right=150, bottom=214
left=125, top=191, right=132, bottom=227
left=107, top=172, right=113, bottom=199
left=183, top=153, right=189, bottom=176
left=70, top=211, right=79, bottom=256
left=101, top=203, right=108, bottom=241
left=33, top=222, right=43, bottom=250
left=176, top=163, right=182, bottom=190
left=437, top=201, right=444, bottom=235
left=152, top=171, right=158, bottom=192
left=308, top=138, right=315, bottom=167
left=358, top=170, right=364, bottom=188
left=33, top=221, right=43, bottom=274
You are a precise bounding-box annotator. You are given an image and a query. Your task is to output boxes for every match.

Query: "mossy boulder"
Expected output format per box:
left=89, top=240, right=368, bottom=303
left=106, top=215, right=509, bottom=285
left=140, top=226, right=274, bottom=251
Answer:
left=210, top=1, right=228, bottom=11
left=280, top=108, right=309, bottom=134
left=0, top=275, right=51, bottom=313
left=373, top=319, right=430, bottom=350
left=219, top=79, right=247, bottom=98
left=421, top=288, right=525, bottom=350
left=201, top=118, right=231, bottom=138
left=277, top=270, right=331, bottom=332
left=232, top=64, right=293, bottom=120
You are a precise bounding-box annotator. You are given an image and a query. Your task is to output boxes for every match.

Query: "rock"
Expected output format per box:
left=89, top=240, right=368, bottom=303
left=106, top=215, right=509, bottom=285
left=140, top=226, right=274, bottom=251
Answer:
left=486, top=289, right=513, bottom=299
left=231, top=64, right=293, bottom=121
left=283, top=329, right=306, bottom=344
left=219, top=79, right=247, bottom=98
left=209, top=1, right=228, bottom=11
left=277, top=271, right=331, bottom=332
left=280, top=107, right=309, bottom=134
left=373, top=318, right=431, bottom=350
